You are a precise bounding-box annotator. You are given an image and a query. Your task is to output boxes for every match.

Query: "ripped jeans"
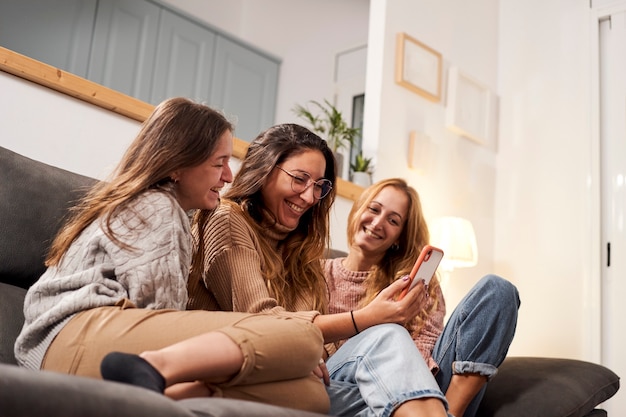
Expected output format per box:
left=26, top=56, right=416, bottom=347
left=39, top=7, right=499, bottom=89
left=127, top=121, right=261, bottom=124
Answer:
left=325, top=323, right=451, bottom=417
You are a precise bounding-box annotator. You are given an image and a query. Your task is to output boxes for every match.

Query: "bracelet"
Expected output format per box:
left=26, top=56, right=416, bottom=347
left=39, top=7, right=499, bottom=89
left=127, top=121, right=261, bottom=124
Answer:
left=350, top=310, right=360, bottom=335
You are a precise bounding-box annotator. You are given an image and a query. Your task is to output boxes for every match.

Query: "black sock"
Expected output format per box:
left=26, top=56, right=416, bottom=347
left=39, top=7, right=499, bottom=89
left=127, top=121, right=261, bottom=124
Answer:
left=100, top=351, right=166, bottom=393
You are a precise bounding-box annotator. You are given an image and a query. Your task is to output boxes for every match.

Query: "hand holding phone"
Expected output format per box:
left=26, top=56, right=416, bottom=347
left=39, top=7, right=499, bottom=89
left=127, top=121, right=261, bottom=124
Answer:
left=397, top=245, right=444, bottom=300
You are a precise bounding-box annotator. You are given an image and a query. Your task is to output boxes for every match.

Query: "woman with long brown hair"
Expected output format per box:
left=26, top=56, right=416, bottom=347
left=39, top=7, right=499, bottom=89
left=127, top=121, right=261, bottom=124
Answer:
left=191, top=124, right=452, bottom=417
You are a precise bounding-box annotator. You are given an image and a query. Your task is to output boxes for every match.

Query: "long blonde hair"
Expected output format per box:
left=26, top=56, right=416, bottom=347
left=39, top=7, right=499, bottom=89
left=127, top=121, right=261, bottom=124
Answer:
left=195, top=124, right=336, bottom=312
left=349, top=178, right=441, bottom=330
left=46, top=97, right=233, bottom=266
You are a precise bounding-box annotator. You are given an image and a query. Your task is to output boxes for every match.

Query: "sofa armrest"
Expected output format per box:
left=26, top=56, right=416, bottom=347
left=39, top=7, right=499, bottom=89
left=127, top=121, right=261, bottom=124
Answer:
left=477, top=357, right=619, bottom=417
left=0, top=146, right=96, bottom=289
left=0, top=282, right=25, bottom=365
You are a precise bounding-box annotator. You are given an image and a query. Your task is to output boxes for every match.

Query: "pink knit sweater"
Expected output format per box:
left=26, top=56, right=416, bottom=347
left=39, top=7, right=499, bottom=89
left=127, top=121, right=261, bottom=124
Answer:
left=323, top=257, right=446, bottom=372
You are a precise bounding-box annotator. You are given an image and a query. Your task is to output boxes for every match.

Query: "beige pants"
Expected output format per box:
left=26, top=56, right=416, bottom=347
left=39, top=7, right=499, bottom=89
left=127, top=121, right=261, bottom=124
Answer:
left=42, top=300, right=330, bottom=413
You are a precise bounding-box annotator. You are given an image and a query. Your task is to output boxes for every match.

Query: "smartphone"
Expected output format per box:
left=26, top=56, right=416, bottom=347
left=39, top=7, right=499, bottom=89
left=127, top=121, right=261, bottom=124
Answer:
left=397, top=245, right=444, bottom=300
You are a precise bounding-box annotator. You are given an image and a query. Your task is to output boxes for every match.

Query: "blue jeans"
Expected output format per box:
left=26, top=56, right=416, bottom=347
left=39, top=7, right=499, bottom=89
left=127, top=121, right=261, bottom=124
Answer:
left=325, top=324, right=450, bottom=417
left=433, top=274, right=520, bottom=417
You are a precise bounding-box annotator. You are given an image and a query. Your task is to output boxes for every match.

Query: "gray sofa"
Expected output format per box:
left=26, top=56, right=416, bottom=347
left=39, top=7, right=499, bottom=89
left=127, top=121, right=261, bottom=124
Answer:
left=0, top=145, right=620, bottom=417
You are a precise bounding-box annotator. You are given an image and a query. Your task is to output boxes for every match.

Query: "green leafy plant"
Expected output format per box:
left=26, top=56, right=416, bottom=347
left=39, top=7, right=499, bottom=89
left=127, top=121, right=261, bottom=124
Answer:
left=350, top=152, right=374, bottom=174
left=292, top=99, right=360, bottom=153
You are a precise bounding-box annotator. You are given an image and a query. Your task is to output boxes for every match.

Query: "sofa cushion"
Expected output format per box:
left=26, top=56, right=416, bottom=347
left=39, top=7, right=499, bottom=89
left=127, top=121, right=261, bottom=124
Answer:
left=0, top=363, right=196, bottom=417
left=477, top=357, right=620, bottom=417
left=584, top=411, right=607, bottom=417
left=180, top=397, right=329, bottom=417
left=0, top=282, right=26, bottom=365
left=0, top=146, right=96, bottom=289
left=0, top=363, right=330, bottom=417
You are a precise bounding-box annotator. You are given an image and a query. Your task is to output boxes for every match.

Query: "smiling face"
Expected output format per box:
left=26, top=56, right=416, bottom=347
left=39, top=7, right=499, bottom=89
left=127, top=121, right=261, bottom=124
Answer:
left=173, top=130, right=234, bottom=211
left=353, top=185, right=409, bottom=257
left=261, top=149, right=327, bottom=230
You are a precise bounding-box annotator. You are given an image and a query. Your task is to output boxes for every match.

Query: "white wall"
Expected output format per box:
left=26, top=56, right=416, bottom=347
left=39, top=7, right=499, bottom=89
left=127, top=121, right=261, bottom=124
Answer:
left=495, top=1, right=595, bottom=360
left=0, top=72, right=139, bottom=180
left=366, top=0, right=596, bottom=361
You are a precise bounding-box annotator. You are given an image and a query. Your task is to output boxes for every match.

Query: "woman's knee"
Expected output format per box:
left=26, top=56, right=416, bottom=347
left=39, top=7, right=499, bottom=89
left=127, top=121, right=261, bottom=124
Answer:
left=221, top=315, right=324, bottom=385
left=279, top=317, right=324, bottom=362
left=233, top=315, right=323, bottom=362
left=477, top=274, right=520, bottom=308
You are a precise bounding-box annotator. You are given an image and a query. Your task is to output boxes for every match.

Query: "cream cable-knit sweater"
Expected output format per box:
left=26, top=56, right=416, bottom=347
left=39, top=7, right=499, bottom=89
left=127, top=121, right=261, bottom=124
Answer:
left=188, top=200, right=320, bottom=324
left=15, top=190, right=192, bottom=370
left=323, top=257, right=446, bottom=372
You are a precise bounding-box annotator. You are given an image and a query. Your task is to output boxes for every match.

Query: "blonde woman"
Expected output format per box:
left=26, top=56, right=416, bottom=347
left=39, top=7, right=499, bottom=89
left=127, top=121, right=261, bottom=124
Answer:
left=324, top=178, right=520, bottom=417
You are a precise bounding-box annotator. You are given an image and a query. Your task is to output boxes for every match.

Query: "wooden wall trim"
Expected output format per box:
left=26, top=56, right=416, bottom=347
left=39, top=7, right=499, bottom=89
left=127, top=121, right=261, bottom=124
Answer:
left=0, top=46, right=363, bottom=200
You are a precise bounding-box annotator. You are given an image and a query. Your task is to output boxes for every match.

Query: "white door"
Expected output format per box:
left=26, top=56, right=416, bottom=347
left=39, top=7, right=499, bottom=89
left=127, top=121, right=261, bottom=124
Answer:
left=599, top=10, right=626, bottom=415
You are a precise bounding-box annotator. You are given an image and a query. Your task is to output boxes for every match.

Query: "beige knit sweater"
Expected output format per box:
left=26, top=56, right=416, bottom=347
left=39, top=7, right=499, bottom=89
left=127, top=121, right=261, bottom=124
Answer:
left=188, top=201, right=319, bottom=324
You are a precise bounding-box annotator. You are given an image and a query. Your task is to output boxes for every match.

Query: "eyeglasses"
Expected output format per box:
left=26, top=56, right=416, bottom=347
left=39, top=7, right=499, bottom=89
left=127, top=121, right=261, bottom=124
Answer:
left=276, top=166, right=333, bottom=200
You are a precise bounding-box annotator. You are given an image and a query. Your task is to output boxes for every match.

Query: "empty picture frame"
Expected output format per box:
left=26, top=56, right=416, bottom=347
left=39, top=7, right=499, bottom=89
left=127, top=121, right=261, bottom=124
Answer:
left=445, top=66, right=495, bottom=147
left=395, top=32, right=442, bottom=102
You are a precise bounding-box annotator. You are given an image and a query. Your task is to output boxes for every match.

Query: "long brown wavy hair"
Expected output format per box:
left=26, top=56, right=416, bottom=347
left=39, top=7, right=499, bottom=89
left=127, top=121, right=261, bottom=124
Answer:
left=46, top=97, right=233, bottom=266
left=196, top=124, right=336, bottom=312
left=349, top=178, right=441, bottom=331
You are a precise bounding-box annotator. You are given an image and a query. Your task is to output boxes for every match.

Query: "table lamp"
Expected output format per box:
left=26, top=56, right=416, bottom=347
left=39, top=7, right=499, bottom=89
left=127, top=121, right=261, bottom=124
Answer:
left=429, top=216, right=478, bottom=288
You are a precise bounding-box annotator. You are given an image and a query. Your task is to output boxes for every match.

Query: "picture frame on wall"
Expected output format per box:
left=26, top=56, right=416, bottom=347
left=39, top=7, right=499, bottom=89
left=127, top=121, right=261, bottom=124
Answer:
left=445, top=66, right=496, bottom=149
left=395, top=32, right=442, bottom=102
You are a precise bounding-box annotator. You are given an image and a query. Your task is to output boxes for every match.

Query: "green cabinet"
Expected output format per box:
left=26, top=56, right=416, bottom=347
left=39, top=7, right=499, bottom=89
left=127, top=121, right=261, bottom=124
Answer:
left=150, top=8, right=216, bottom=105
left=0, top=0, right=97, bottom=78
left=0, top=0, right=280, bottom=139
left=88, top=0, right=160, bottom=102
left=211, top=35, right=279, bottom=142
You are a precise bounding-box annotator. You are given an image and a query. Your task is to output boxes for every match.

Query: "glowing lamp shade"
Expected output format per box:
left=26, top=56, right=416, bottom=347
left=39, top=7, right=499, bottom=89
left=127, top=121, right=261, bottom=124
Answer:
left=430, top=217, right=478, bottom=271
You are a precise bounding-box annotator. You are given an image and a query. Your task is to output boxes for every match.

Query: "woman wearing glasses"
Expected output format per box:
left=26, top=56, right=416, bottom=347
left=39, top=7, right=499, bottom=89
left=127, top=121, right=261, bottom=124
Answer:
left=189, top=123, right=451, bottom=417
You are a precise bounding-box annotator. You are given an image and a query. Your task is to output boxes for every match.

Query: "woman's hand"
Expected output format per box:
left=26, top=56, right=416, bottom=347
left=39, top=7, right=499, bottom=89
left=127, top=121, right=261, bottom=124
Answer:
left=312, top=277, right=428, bottom=343
left=312, top=358, right=330, bottom=386
left=354, top=275, right=427, bottom=329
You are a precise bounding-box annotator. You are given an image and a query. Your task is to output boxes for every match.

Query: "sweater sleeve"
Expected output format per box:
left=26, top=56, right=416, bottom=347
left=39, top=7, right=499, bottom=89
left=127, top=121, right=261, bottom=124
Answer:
left=110, top=191, right=191, bottom=310
left=190, top=203, right=318, bottom=323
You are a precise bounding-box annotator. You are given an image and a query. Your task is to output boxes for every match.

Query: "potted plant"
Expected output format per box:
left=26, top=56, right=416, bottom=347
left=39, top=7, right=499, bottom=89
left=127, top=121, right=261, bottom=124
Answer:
left=350, top=152, right=374, bottom=187
left=292, top=99, right=361, bottom=178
